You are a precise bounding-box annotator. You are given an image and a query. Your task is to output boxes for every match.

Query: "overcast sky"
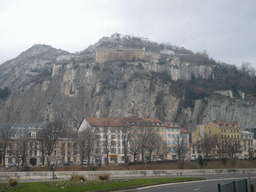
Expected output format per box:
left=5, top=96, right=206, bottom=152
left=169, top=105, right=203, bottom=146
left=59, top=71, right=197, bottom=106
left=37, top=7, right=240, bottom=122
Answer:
left=0, top=0, right=255, bottom=67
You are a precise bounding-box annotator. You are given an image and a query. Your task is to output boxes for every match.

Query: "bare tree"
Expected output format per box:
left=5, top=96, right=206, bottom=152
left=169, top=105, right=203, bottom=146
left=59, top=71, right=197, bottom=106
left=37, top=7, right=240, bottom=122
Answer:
left=38, top=141, right=46, bottom=165
left=0, top=124, right=12, bottom=167
left=146, top=132, right=162, bottom=161
left=38, top=120, right=62, bottom=166
left=77, top=127, right=96, bottom=167
left=224, top=139, right=241, bottom=159
left=241, top=62, right=255, bottom=77
left=12, top=139, right=29, bottom=167
left=196, top=133, right=216, bottom=159
left=102, top=120, right=112, bottom=164
left=129, top=130, right=141, bottom=162
left=174, top=136, right=188, bottom=168
left=121, top=126, right=133, bottom=164
left=155, top=136, right=168, bottom=160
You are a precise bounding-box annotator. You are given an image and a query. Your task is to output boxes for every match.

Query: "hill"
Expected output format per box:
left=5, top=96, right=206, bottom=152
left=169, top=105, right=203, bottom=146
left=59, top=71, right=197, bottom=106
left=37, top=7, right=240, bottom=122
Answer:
left=0, top=34, right=255, bottom=130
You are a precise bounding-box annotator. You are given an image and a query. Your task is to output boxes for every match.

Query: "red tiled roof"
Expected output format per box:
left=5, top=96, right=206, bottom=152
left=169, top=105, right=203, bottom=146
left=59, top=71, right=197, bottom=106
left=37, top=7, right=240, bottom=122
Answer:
left=212, top=120, right=239, bottom=127
left=180, top=128, right=189, bottom=133
left=122, top=117, right=162, bottom=124
left=85, top=117, right=128, bottom=127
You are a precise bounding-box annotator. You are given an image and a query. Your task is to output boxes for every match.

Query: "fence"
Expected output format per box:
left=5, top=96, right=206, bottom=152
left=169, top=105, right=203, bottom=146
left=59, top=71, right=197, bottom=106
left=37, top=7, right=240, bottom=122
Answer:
left=218, top=179, right=248, bottom=192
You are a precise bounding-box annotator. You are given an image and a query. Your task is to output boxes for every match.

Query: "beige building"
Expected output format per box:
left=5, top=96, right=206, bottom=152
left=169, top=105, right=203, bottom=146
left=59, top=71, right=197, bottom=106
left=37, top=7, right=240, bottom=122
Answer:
left=191, top=120, right=242, bottom=159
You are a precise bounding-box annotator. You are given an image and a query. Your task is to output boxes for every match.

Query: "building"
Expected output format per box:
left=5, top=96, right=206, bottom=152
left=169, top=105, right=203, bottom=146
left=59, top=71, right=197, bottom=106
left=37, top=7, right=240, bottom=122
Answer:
left=122, top=117, right=166, bottom=161
left=95, top=47, right=144, bottom=63
left=241, top=131, right=254, bottom=159
left=0, top=122, right=78, bottom=167
left=191, top=120, right=242, bottom=159
left=164, top=122, right=190, bottom=160
left=78, top=117, right=129, bottom=164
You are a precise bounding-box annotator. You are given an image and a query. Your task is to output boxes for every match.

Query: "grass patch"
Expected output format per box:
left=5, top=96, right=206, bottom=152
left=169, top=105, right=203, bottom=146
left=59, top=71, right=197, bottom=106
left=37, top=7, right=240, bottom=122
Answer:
left=11, top=177, right=204, bottom=192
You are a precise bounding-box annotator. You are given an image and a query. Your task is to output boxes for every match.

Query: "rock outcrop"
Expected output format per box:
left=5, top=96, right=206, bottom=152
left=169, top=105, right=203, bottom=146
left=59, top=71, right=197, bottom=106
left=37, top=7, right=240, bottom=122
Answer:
left=0, top=39, right=255, bottom=130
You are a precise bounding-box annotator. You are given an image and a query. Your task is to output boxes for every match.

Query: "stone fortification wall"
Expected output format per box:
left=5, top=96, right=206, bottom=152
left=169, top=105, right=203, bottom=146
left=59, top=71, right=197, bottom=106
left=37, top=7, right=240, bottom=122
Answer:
left=96, top=49, right=144, bottom=63
left=214, top=90, right=233, bottom=98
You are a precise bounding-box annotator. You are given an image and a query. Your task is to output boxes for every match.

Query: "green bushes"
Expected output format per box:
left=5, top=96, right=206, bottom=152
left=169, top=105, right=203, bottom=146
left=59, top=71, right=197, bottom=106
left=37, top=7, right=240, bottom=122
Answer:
left=98, top=174, right=110, bottom=180
left=70, top=174, right=86, bottom=182
left=9, top=179, right=18, bottom=187
left=0, top=87, right=11, bottom=99
left=93, top=65, right=100, bottom=71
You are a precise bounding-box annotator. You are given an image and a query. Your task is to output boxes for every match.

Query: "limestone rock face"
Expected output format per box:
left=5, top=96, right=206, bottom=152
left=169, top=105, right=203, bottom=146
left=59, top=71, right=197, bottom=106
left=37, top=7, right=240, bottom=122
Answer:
left=0, top=44, right=255, bottom=130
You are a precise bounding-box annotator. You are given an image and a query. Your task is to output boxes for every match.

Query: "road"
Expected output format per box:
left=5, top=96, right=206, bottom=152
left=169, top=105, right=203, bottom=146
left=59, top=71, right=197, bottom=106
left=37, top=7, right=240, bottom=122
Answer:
left=127, top=174, right=256, bottom=192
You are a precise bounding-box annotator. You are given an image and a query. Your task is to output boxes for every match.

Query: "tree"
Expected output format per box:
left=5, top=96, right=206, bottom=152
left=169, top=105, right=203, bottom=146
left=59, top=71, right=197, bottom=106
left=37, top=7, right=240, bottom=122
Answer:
left=155, top=135, right=168, bottom=160
left=129, top=129, right=141, bottom=162
left=223, top=139, right=241, bottom=159
left=102, top=120, right=112, bottom=164
left=174, top=136, right=188, bottom=168
left=77, top=127, right=96, bottom=167
left=12, top=139, right=29, bottom=167
left=146, top=132, right=163, bottom=161
left=135, top=127, right=155, bottom=163
left=121, top=126, right=133, bottom=164
left=196, top=133, right=216, bottom=160
left=240, top=62, right=255, bottom=77
left=0, top=124, right=12, bottom=167
left=38, top=120, right=62, bottom=166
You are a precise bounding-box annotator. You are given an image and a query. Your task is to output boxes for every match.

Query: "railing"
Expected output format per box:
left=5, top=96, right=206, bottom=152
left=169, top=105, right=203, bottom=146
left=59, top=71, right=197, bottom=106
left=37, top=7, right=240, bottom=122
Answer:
left=218, top=179, right=248, bottom=192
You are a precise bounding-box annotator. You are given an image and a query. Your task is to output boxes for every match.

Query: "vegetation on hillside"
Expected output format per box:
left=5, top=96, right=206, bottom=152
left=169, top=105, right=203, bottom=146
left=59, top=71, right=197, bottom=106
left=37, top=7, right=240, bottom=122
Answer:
left=0, top=87, right=11, bottom=99
left=168, top=62, right=256, bottom=108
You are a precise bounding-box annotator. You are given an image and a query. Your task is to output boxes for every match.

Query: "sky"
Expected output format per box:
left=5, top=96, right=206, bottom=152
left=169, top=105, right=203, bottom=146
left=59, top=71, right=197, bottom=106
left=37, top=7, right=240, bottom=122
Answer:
left=0, top=0, right=256, bottom=67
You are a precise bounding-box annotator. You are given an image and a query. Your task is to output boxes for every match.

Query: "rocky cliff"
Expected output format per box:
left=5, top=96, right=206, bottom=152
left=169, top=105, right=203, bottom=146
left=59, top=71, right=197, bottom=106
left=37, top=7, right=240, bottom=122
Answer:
left=0, top=40, right=255, bottom=130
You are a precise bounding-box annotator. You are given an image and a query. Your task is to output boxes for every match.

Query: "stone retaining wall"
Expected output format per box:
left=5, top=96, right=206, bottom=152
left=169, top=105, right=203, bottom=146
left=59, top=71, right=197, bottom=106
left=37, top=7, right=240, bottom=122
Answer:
left=0, top=169, right=255, bottom=181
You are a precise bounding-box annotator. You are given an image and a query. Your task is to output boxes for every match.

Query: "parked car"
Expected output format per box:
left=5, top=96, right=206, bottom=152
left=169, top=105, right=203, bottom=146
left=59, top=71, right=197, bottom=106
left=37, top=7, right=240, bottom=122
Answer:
left=8, top=162, right=16, bottom=167
left=62, top=161, right=71, bottom=166
left=77, top=160, right=88, bottom=165
left=109, top=160, right=116, bottom=164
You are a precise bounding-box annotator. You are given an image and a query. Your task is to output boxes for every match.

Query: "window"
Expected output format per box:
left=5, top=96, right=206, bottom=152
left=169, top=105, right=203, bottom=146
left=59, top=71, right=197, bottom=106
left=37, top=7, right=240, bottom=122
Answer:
left=176, top=129, right=179, bottom=132
left=177, top=134, right=179, bottom=138
left=168, top=129, right=170, bottom=132
left=172, top=134, right=175, bottom=138
left=111, top=135, right=116, bottom=139
left=172, top=129, right=174, bottom=132
left=172, top=140, right=175, bottom=144
left=162, top=134, right=164, bottom=138
left=111, top=148, right=116, bottom=153
left=237, top=135, right=239, bottom=139
left=162, top=128, right=164, bottom=132
left=168, top=140, right=171, bottom=145
left=172, top=147, right=176, bottom=153
left=168, top=147, right=171, bottom=152
left=111, top=141, right=116, bottom=146
left=209, top=131, right=211, bottom=134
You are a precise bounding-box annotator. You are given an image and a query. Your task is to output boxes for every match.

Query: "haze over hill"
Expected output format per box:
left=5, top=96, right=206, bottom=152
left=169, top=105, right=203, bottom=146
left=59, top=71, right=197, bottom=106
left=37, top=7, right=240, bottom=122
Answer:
left=0, top=34, right=256, bottom=131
